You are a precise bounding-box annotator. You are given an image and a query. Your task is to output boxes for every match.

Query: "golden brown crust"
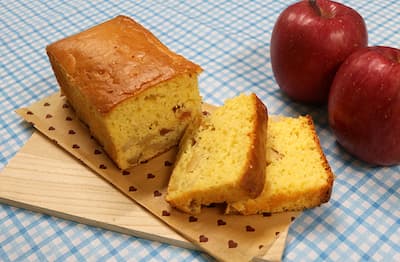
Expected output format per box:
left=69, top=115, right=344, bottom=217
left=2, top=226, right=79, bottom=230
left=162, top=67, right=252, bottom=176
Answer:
left=227, top=187, right=331, bottom=215
left=239, top=94, right=268, bottom=198
left=306, top=115, right=335, bottom=204
left=46, top=15, right=202, bottom=114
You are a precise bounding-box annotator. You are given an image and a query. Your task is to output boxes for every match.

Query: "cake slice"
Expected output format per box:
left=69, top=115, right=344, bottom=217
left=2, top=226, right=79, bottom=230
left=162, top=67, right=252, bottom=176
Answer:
left=166, top=93, right=268, bottom=214
left=46, top=16, right=202, bottom=169
left=226, top=115, right=334, bottom=215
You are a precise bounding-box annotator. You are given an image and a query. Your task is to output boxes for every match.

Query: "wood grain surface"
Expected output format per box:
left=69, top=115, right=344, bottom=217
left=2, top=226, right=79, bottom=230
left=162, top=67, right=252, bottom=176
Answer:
left=0, top=132, right=290, bottom=261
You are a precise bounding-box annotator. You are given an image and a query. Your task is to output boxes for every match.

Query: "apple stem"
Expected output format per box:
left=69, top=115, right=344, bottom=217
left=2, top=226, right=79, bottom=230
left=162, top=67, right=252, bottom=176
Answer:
left=309, top=0, right=322, bottom=16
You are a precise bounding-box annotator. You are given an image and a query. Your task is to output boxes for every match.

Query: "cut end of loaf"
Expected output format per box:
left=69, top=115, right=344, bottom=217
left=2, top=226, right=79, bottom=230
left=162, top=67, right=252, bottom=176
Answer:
left=106, top=74, right=202, bottom=169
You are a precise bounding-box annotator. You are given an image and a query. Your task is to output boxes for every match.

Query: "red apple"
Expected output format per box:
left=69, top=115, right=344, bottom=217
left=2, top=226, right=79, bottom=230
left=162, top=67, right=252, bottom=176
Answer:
left=328, top=46, right=400, bottom=166
left=270, top=0, right=367, bottom=104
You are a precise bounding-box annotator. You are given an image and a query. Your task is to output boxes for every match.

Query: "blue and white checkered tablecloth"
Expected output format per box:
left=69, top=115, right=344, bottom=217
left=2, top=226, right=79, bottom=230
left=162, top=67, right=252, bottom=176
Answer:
left=1, top=0, right=399, bottom=261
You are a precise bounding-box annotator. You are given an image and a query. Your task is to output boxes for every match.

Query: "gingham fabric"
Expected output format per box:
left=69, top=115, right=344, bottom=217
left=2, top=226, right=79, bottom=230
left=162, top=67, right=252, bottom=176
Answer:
left=1, top=0, right=399, bottom=261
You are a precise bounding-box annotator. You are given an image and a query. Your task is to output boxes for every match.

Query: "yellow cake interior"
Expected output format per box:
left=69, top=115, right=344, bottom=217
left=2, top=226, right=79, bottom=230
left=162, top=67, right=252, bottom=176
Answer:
left=166, top=94, right=267, bottom=214
left=227, top=115, right=334, bottom=215
left=58, top=71, right=201, bottom=169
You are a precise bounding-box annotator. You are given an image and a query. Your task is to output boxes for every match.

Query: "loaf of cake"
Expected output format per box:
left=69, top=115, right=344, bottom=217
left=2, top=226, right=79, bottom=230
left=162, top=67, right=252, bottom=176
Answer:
left=46, top=16, right=202, bottom=169
left=226, top=115, right=334, bottom=215
left=166, top=93, right=268, bottom=214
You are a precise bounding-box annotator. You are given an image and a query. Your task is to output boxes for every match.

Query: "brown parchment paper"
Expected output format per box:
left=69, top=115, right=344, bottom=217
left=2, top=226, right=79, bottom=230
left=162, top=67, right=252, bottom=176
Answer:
left=16, top=92, right=299, bottom=261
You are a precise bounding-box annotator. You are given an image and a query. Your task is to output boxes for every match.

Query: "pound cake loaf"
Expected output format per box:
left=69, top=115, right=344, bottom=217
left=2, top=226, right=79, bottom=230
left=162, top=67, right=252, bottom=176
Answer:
left=226, top=115, right=334, bottom=215
left=46, top=16, right=202, bottom=169
left=166, top=93, right=268, bottom=214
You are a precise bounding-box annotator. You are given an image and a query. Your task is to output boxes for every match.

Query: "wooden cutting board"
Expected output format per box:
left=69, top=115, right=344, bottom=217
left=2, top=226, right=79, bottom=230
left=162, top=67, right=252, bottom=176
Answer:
left=0, top=131, right=290, bottom=261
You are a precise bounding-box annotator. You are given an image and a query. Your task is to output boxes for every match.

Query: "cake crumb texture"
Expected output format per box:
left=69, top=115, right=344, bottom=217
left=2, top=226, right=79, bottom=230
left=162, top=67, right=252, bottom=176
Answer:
left=166, top=93, right=268, bottom=214
left=226, top=115, right=334, bottom=215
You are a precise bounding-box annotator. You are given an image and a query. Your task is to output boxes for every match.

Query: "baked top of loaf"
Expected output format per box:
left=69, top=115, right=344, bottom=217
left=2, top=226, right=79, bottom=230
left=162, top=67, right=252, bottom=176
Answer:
left=46, top=15, right=202, bottom=114
left=166, top=93, right=268, bottom=214
left=226, top=115, right=334, bottom=215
